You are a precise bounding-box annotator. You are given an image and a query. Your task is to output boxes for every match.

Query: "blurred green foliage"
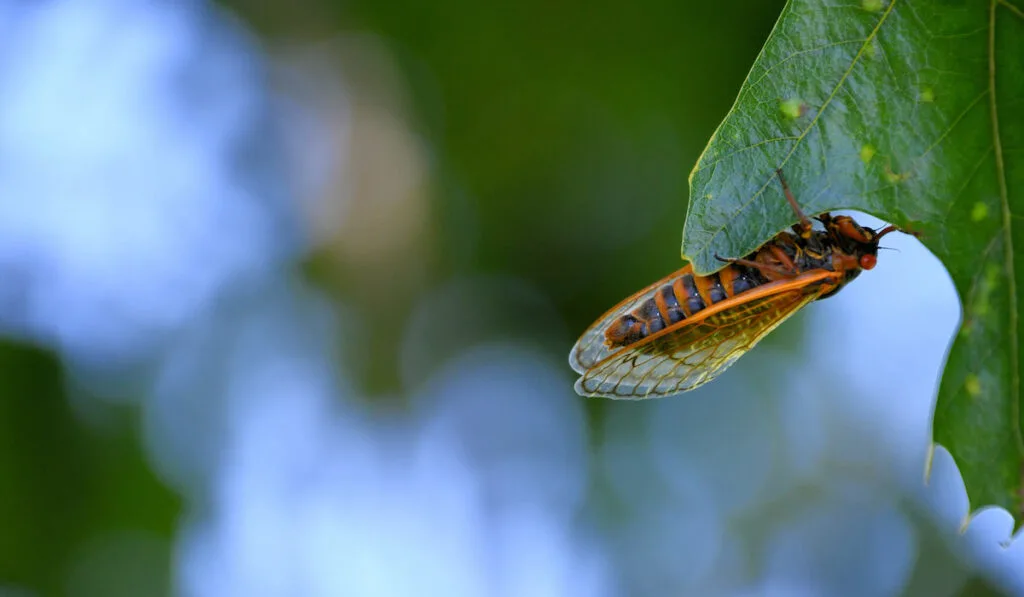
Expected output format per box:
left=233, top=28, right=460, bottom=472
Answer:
left=0, top=343, right=178, bottom=596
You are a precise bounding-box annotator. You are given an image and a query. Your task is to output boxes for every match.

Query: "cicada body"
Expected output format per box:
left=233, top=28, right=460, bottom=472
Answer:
left=569, top=170, right=914, bottom=399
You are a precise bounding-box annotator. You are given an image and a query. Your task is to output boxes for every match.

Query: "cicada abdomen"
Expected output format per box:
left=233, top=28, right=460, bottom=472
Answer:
left=603, top=266, right=768, bottom=348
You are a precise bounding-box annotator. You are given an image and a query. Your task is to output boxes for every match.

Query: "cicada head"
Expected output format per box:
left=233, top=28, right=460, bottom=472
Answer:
left=813, top=214, right=916, bottom=298
left=827, top=215, right=881, bottom=270
left=824, top=215, right=911, bottom=271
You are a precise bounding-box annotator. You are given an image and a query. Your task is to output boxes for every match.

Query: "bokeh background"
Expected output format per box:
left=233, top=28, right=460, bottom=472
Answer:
left=0, top=1, right=1022, bottom=596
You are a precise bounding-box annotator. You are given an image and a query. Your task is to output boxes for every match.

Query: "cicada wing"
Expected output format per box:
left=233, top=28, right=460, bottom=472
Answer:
left=569, top=264, right=693, bottom=374
left=574, top=271, right=838, bottom=399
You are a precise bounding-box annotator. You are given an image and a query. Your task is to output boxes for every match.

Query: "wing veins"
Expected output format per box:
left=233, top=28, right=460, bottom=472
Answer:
left=579, top=274, right=835, bottom=398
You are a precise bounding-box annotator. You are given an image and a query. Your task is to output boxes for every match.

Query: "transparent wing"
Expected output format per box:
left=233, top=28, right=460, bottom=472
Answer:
left=572, top=270, right=838, bottom=399
left=569, top=265, right=693, bottom=374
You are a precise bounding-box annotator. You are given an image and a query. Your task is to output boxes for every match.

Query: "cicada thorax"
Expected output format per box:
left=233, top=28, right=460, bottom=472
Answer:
left=752, top=231, right=837, bottom=278
left=603, top=262, right=769, bottom=348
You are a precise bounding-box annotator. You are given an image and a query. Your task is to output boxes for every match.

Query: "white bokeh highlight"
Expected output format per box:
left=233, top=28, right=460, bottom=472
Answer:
left=180, top=335, right=611, bottom=597
left=0, top=0, right=297, bottom=365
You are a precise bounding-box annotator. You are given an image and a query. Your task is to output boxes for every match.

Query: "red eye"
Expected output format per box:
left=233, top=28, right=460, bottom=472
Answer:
left=859, top=254, right=877, bottom=270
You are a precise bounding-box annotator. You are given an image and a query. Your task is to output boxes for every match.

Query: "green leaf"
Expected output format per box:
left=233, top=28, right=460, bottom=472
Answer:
left=682, top=0, right=1024, bottom=519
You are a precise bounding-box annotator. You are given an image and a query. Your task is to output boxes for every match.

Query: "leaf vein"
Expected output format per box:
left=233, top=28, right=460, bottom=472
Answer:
left=938, top=145, right=995, bottom=224
left=997, top=0, right=1024, bottom=20
left=920, top=89, right=990, bottom=160
left=746, top=38, right=869, bottom=91
left=935, top=232, right=1003, bottom=419
left=695, top=137, right=800, bottom=174
left=988, top=0, right=1023, bottom=457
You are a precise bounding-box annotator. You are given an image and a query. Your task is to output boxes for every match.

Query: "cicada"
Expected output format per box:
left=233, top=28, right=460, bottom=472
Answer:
left=569, top=169, right=916, bottom=399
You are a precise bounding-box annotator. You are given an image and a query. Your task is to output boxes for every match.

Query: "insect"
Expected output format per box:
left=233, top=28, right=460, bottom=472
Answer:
left=568, top=169, right=917, bottom=399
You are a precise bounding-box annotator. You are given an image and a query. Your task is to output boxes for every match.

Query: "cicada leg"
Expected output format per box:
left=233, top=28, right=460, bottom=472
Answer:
left=776, top=169, right=812, bottom=240
left=714, top=254, right=797, bottom=278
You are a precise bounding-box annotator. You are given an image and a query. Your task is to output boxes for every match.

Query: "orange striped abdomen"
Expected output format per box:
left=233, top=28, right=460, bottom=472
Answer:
left=604, top=265, right=764, bottom=348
